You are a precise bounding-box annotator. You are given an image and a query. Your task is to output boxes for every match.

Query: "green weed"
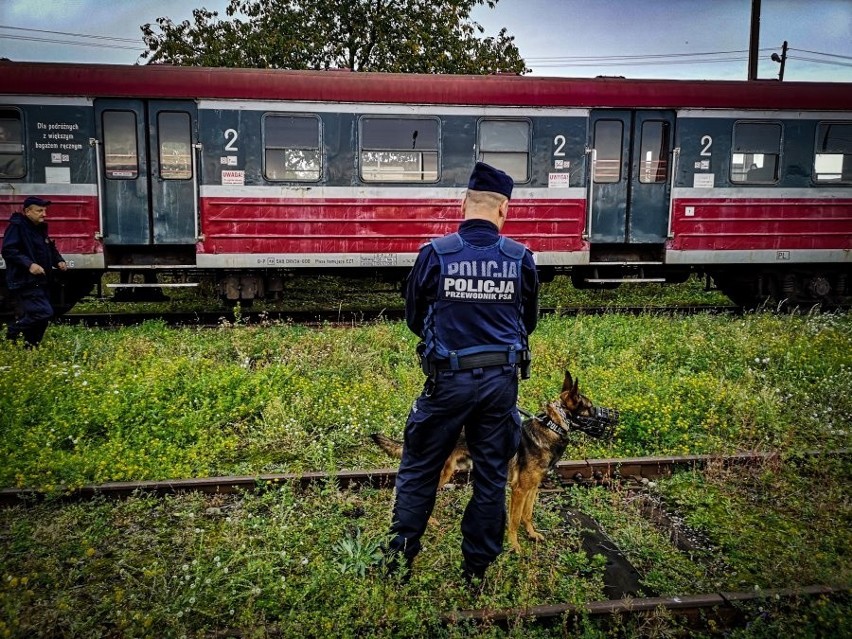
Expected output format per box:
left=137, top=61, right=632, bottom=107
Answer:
left=1, top=312, right=850, bottom=490
left=0, top=309, right=849, bottom=636
left=332, top=527, right=385, bottom=578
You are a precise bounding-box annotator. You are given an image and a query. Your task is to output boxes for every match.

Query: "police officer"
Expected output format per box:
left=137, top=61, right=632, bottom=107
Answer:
left=2, top=196, right=67, bottom=346
left=386, top=162, right=539, bottom=584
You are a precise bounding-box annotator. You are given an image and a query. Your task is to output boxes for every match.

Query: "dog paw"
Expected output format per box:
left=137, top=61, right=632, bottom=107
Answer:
left=527, top=529, right=545, bottom=543
left=507, top=534, right=522, bottom=553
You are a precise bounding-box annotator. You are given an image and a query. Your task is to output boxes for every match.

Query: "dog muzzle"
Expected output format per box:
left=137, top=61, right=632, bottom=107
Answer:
left=570, top=406, right=619, bottom=439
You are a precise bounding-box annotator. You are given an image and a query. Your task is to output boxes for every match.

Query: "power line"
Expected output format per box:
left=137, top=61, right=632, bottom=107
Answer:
left=526, top=48, right=773, bottom=63
left=2, top=23, right=850, bottom=73
left=521, top=45, right=852, bottom=71
left=789, top=47, right=852, bottom=61
left=788, top=55, right=852, bottom=68
left=0, top=34, right=141, bottom=51
left=534, top=57, right=751, bottom=68
left=0, top=25, right=140, bottom=44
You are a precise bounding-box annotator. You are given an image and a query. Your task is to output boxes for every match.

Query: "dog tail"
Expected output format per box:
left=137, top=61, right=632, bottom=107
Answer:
left=370, top=432, right=404, bottom=459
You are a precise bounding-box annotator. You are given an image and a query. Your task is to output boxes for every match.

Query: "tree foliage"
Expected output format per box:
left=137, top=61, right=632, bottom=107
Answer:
left=140, top=0, right=528, bottom=74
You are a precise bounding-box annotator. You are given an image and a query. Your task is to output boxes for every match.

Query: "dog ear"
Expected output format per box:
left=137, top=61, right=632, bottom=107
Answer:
left=562, top=370, right=574, bottom=393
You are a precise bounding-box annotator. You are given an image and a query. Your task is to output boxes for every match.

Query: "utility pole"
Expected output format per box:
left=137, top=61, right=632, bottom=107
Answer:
left=748, top=0, right=761, bottom=80
left=771, top=41, right=788, bottom=81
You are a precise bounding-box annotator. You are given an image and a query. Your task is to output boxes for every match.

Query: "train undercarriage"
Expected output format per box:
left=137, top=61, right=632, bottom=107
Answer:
left=1, top=260, right=849, bottom=318
left=708, top=265, right=851, bottom=310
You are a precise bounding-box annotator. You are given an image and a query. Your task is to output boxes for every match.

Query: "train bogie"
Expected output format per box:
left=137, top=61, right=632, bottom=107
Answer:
left=0, top=63, right=850, bottom=311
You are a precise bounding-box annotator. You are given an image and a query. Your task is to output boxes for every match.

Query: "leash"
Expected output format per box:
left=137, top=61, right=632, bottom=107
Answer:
left=517, top=406, right=535, bottom=420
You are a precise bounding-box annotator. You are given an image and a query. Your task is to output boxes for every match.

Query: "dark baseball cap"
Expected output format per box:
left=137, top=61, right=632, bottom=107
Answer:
left=23, top=196, right=52, bottom=209
left=468, top=162, right=513, bottom=199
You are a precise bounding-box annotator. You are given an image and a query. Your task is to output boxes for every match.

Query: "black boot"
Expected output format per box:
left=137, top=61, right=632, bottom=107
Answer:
left=382, top=548, right=413, bottom=584
left=461, top=561, right=486, bottom=590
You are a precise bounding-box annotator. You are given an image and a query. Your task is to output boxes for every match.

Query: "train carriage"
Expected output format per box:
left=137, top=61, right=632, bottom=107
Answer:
left=1, top=61, right=850, bottom=310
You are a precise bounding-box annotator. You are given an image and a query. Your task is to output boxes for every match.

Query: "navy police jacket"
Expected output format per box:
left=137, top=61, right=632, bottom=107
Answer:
left=1, top=212, right=64, bottom=290
left=405, top=219, right=539, bottom=361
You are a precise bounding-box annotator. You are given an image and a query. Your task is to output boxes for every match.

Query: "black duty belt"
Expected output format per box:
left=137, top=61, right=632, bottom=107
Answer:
left=432, top=351, right=518, bottom=371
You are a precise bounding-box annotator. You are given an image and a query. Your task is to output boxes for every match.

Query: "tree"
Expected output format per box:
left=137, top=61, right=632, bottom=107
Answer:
left=140, top=0, right=528, bottom=74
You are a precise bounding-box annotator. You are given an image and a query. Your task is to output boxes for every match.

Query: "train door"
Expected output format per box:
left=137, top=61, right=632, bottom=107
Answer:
left=588, top=110, right=675, bottom=244
left=95, top=99, right=198, bottom=245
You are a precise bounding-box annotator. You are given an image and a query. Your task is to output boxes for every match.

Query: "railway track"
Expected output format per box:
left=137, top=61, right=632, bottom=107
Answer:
left=0, top=450, right=805, bottom=505
left=202, top=585, right=848, bottom=636
left=442, top=584, right=847, bottom=631
left=3, top=450, right=845, bottom=634
left=53, top=305, right=740, bottom=327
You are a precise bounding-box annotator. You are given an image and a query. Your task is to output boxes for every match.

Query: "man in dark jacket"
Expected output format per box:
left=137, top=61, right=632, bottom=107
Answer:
left=2, top=196, right=67, bottom=346
left=385, top=162, right=539, bottom=584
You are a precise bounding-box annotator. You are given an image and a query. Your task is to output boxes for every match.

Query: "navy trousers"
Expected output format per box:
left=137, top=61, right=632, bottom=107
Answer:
left=6, top=286, right=54, bottom=346
left=389, top=364, right=521, bottom=573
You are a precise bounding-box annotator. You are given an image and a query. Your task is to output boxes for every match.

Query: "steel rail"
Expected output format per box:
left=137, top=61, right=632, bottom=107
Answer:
left=204, top=585, right=848, bottom=636
left=548, top=450, right=831, bottom=485
left=2, top=450, right=844, bottom=507
left=442, top=584, right=847, bottom=629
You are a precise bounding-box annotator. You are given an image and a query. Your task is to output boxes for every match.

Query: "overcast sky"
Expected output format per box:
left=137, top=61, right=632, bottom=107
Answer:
left=1, top=0, right=850, bottom=82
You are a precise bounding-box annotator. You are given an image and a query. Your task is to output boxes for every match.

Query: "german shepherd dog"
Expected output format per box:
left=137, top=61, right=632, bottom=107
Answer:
left=371, top=370, right=618, bottom=552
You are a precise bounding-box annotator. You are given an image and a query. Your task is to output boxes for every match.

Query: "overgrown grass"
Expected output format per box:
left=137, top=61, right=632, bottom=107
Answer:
left=570, top=455, right=851, bottom=595
left=1, top=310, right=850, bottom=637
left=0, top=484, right=611, bottom=638
left=566, top=455, right=852, bottom=639
left=1, top=312, right=849, bottom=490
left=1, top=465, right=848, bottom=638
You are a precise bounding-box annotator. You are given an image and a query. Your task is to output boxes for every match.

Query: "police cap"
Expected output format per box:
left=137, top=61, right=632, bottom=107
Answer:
left=468, top=162, right=513, bottom=199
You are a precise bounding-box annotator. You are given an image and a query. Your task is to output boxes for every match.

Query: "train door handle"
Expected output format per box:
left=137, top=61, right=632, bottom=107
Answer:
left=584, top=147, right=596, bottom=240
left=191, top=143, right=202, bottom=242
left=666, top=147, right=680, bottom=239
left=90, top=138, right=105, bottom=240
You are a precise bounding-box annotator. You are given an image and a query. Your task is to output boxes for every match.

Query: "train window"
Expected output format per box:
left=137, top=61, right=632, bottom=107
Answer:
left=731, top=122, right=781, bottom=184
left=0, top=108, right=25, bottom=179
left=639, top=121, right=670, bottom=183
left=593, top=120, right=622, bottom=183
left=158, top=112, right=192, bottom=180
left=478, top=120, right=529, bottom=182
left=360, top=117, right=438, bottom=182
left=264, top=115, right=321, bottom=181
left=814, top=122, right=852, bottom=184
left=102, top=111, right=138, bottom=180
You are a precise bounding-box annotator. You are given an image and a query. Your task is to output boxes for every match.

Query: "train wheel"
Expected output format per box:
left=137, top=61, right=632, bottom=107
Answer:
left=715, top=268, right=851, bottom=311
left=712, top=272, right=768, bottom=310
